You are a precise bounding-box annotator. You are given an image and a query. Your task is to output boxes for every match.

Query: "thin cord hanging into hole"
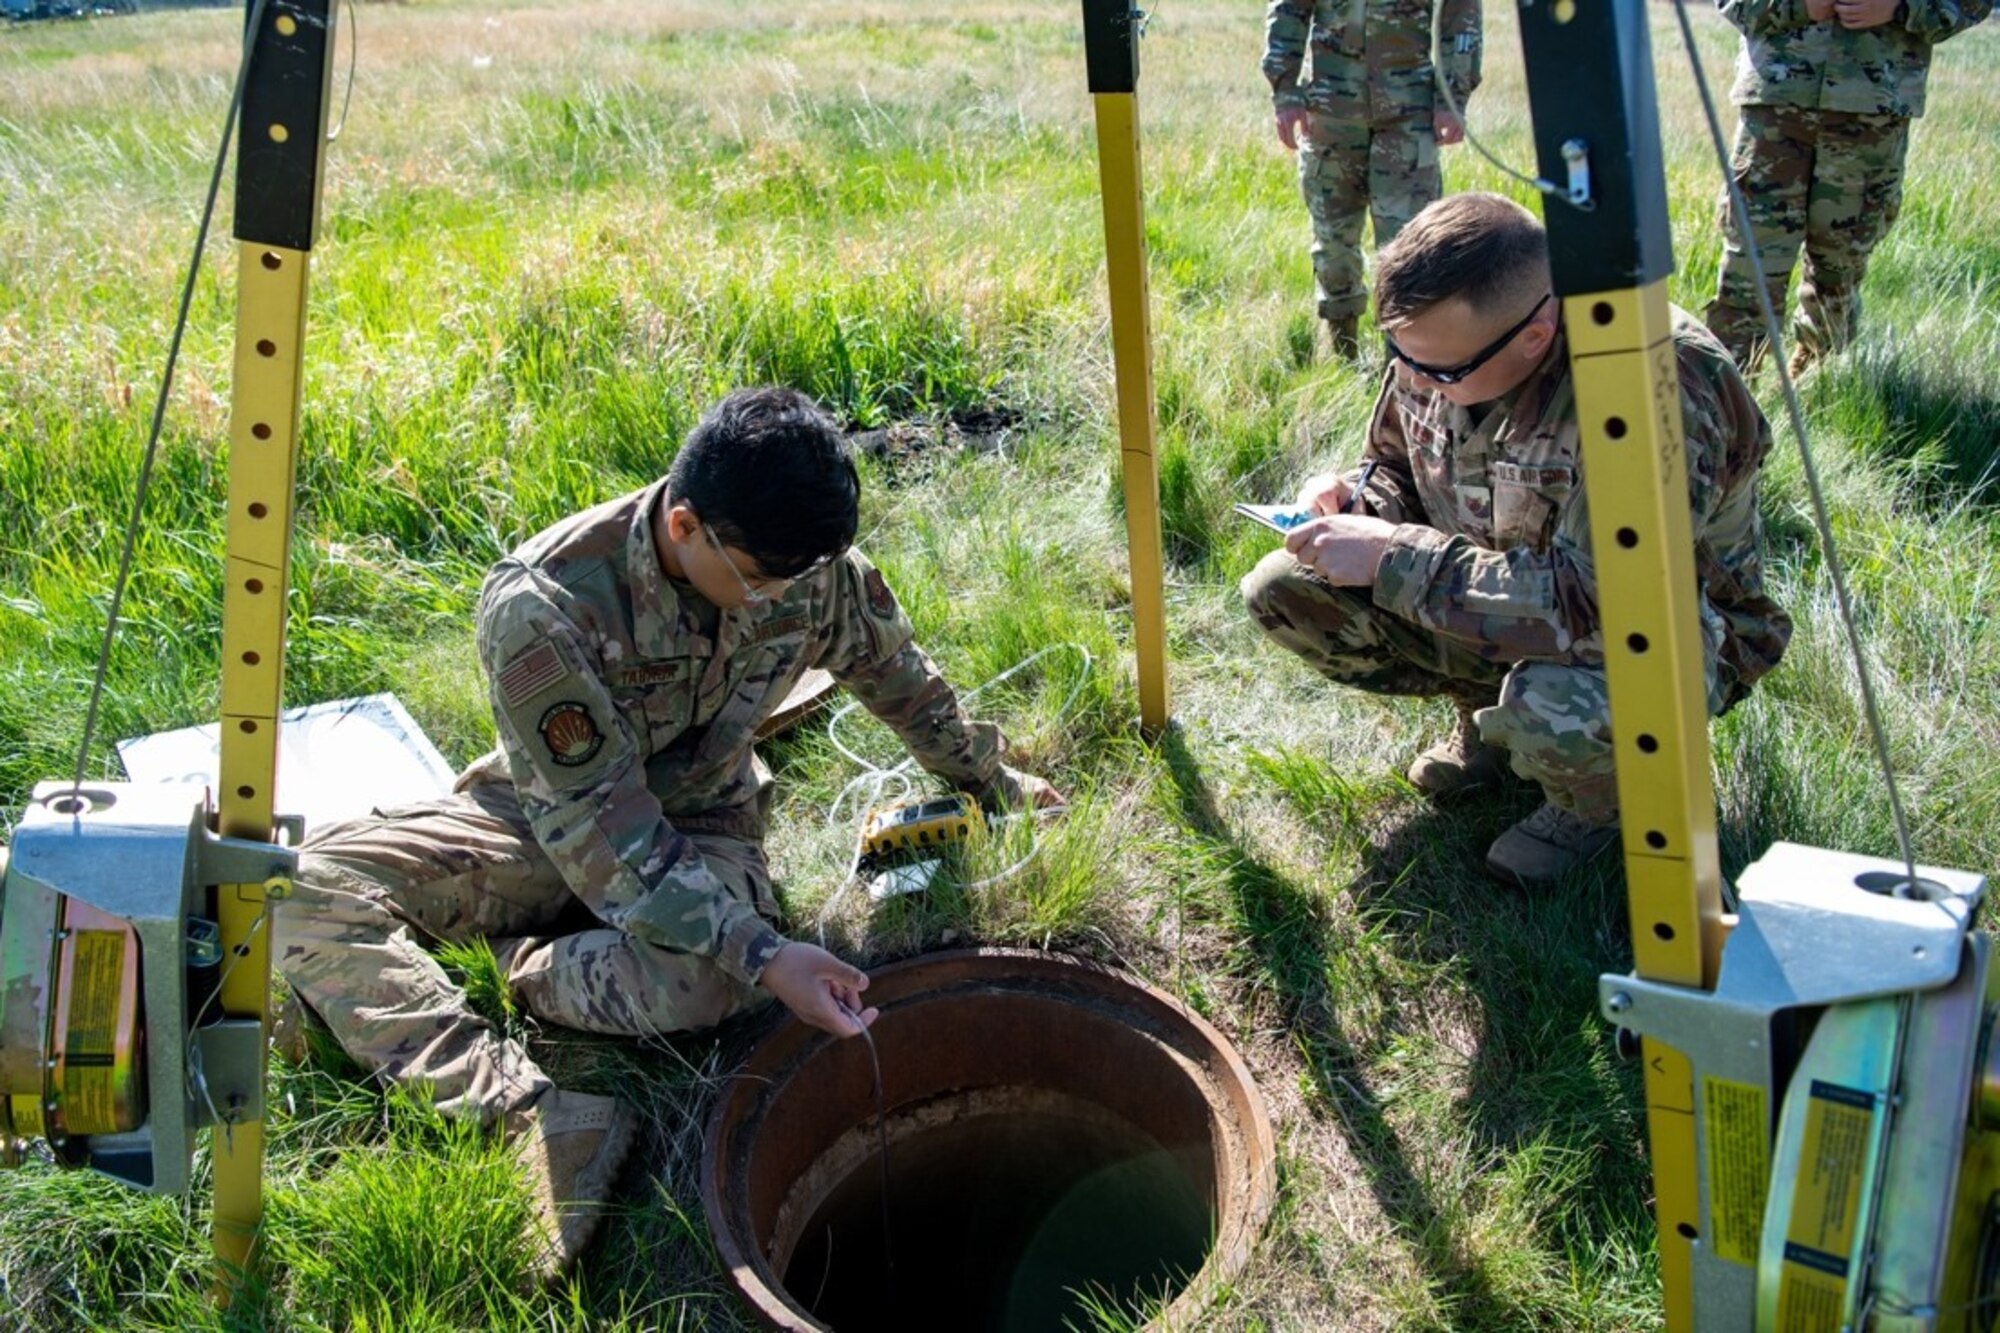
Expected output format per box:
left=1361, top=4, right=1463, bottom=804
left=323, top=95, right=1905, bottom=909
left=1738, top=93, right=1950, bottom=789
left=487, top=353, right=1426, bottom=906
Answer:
left=1668, top=0, right=1919, bottom=889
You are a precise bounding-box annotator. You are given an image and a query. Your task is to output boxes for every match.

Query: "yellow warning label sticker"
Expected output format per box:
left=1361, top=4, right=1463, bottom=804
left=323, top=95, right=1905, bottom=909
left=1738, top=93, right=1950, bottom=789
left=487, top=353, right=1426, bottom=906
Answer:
left=62, top=930, right=125, bottom=1135
left=1702, top=1076, right=1769, bottom=1266
left=1774, top=1079, right=1875, bottom=1332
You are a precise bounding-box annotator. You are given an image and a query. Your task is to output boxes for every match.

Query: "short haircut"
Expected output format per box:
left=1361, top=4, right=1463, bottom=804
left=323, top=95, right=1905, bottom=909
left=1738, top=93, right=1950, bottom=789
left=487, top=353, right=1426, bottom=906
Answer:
left=667, top=387, right=860, bottom=579
left=1374, top=193, right=1551, bottom=329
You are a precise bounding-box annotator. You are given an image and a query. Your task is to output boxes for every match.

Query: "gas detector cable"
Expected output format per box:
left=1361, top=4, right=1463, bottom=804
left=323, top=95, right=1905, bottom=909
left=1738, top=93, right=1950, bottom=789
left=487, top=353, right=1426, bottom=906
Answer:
left=813, top=642, right=1093, bottom=946
left=327, top=0, right=358, bottom=144
left=1666, top=0, right=1919, bottom=891
left=66, top=0, right=275, bottom=800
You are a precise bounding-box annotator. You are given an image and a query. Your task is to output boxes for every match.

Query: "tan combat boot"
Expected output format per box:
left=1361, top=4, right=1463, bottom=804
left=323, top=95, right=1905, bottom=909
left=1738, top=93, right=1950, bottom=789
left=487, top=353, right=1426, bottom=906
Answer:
left=508, top=1088, right=640, bottom=1284
left=1784, top=342, right=1818, bottom=381
left=1405, top=702, right=1511, bottom=798
left=1324, top=314, right=1359, bottom=361
left=1485, top=803, right=1619, bottom=887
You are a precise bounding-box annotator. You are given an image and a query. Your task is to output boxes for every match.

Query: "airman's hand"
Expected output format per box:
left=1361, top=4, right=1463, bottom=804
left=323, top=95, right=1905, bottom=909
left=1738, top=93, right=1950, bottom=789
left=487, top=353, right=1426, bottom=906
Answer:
left=1276, top=106, right=1308, bottom=151
left=1433, top=108, right=1465, bottom=146
left=1284, top=513, right=1397, bottom=586
left=1834, top=0, right=1896, bottom=26
left=1296, top=470, right=1355, bottom=517
left=759, top=942, right=877, bottom=1039
left=988, top=765, right=1066, bottom=814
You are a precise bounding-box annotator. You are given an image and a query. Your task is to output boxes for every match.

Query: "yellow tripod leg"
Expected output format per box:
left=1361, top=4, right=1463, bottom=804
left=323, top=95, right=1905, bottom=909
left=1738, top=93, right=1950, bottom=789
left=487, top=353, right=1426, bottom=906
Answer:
left=1090, top=89, right=1170, bottom=735
left=1567, top=281, right=1725, bottom=1331
left=210, top=238, right=311, bottom=1290
left=1081, top=0, right=1168, bottom=735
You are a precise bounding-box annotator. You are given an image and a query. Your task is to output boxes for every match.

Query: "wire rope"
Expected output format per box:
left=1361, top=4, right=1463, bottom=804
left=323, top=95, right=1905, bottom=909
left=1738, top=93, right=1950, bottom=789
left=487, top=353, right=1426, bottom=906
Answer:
left=1667, top=0, right=1920, bottom=889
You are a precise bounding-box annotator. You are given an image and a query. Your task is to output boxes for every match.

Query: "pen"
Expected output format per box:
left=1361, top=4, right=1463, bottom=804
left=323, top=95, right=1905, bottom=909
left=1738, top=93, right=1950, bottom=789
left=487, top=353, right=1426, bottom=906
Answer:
left=1344, top=459, right=1379, bottom=515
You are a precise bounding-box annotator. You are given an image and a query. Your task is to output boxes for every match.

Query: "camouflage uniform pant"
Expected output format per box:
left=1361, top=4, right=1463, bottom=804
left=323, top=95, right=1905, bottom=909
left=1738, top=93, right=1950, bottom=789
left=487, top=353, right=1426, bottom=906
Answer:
left=1705, top=104, right=1910, bottom=368
left=1298, top=110, right=1440, bottom=322
left=274, top=777, right=778, bottom=1121
left=1242, top=551, right=1727, bottom=823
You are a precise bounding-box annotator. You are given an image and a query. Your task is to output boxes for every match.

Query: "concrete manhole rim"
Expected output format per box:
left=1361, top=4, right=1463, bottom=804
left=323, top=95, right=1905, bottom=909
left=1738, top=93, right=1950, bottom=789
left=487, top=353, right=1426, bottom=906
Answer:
left=700, top=946, right=1277, bottom=1332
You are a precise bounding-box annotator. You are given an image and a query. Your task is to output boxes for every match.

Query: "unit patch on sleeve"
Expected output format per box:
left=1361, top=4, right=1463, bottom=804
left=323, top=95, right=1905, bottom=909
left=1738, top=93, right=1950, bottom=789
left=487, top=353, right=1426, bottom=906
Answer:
left=864, top=568, right=896, bottom=620
left=498, top=641, right=570, bottom=707
left=538, top=701, right=605, bottom=766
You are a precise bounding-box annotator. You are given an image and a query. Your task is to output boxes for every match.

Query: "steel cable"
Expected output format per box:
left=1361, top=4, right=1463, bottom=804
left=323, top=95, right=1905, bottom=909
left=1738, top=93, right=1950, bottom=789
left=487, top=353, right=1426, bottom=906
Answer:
left=1667, top=0, right=1920, bottom=889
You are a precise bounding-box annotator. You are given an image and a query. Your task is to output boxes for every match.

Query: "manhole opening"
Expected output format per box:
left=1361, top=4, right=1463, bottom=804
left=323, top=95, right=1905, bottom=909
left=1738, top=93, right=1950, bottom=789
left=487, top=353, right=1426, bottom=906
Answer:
left=779, top=1089, right=1213, bottom=1333
left=704, top=950, right=1275, bottom=1333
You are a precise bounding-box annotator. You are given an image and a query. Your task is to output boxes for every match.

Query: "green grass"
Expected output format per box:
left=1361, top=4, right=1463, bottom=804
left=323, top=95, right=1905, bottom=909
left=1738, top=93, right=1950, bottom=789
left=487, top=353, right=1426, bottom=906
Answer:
left=2, top=0, right=1998, bottom=1328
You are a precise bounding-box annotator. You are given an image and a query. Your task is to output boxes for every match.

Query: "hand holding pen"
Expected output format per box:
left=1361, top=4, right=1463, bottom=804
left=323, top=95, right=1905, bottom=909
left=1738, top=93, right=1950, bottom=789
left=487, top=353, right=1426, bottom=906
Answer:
left=1295, top=458, right=1380, bottom=517
left=1343, top=459, right=1378, bottom=515
left=1285, top=457, right=1396, bottom=587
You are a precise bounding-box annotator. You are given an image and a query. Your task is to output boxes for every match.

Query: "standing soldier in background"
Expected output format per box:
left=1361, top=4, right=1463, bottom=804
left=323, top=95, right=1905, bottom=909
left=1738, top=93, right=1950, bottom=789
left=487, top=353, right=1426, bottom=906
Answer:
left=1706, top=0, right=1992, bottom=377
left=1264, top=0, right=1483, bottom=360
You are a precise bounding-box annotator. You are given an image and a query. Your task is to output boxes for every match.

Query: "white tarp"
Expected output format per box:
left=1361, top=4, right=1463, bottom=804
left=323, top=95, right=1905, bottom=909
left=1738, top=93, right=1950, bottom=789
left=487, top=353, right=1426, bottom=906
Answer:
left=117, top=693, right=457, bottom=832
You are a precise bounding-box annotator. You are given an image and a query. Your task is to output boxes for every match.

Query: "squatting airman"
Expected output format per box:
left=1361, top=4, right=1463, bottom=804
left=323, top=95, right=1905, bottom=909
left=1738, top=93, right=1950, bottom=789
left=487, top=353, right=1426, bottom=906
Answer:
left=1244, top=194, right=1792, bottom=885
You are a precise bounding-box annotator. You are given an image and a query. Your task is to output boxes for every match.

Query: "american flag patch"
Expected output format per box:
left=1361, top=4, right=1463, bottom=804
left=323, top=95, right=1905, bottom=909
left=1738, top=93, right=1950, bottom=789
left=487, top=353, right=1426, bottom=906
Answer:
left=498, top=642, right=568, bottom=706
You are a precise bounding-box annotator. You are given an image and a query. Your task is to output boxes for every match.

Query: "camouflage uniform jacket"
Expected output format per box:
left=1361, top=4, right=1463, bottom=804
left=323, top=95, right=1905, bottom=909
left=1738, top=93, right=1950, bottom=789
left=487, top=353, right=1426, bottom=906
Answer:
left=1264, top=0, right=1483, bottom=119
left=473, top=480, right=1011, bottom=986
left=1355, top=308, right=1792, bottom=694
left=1722, top=0, right=1992, bottom=117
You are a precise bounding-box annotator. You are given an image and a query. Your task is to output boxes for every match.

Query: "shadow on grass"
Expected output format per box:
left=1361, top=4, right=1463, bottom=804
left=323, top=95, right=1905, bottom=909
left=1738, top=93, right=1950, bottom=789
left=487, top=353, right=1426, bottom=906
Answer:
left=1160, top=726, right=1654, bottom=1325
left=1342, top=793, right=1655, bottom=1244
left=1159, top=728, right=1516, bottom=1323
left=1803, top=352, right=2000, bottom=511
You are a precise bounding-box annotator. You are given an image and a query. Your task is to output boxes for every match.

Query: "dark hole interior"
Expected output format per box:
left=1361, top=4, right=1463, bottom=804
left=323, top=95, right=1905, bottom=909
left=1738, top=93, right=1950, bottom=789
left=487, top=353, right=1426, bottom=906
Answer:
left=781, top=1104, right=1213, bottom=1333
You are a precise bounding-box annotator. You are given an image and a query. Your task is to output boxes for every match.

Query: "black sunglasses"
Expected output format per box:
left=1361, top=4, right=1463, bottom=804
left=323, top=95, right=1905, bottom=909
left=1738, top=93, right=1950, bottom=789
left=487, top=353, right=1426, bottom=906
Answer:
left=1383, top=293, right=1553, bottom=385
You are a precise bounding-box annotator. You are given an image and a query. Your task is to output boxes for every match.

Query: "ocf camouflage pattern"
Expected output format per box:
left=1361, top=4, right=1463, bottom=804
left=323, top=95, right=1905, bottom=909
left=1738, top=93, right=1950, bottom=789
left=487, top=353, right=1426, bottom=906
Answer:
left=276, top=782, right=777, bottom=1119
left=1721, top=0, right=1992, bottom=118
left=1240, top=563, right=1728, bottom=820
left=1266, top=0, right=1482, bottom=321
left=1354, top=310, right=1790, bottom=695
left=1264, top=0, right=1483, bottom=117
left=472, top=477, right=1014, bottom=986
left=1298, top=113, right=1439, bottom=321
left=274, top=479, right=1024, bottom=1116
left=1241, top=308, right=1791, bottom=818
left=1705, top=104, right=1910, bottom=366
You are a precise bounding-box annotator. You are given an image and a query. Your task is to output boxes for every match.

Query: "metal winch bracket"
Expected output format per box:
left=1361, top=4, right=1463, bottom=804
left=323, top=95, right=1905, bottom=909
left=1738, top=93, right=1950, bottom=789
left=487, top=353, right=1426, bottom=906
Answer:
left=2, top=780, right=298, bottom=1192
left=1598, top=841, right=1988, bottom=1329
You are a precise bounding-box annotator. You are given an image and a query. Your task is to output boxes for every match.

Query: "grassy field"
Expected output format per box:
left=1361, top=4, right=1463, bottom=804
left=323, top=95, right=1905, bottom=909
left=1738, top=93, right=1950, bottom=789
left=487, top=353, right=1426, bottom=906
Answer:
left=2, top=0, right=1998, bottom=1328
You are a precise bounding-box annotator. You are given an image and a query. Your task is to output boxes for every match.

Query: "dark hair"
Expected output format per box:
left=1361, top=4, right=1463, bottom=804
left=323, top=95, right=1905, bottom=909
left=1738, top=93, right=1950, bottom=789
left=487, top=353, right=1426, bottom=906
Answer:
left=667, top=387, right=860, bottom=578
left=1374, top=193, right=1550, bottom=328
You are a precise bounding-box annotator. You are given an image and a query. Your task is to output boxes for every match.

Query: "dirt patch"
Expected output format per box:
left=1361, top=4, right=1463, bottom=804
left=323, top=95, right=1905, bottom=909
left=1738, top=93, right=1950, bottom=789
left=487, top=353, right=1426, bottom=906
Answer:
left=847, top=404, right=1022, bottom=481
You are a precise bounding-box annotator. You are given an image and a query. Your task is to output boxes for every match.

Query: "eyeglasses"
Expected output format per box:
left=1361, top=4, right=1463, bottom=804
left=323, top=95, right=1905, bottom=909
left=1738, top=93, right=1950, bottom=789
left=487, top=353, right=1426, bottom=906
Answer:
left=703, top=525, right=790, bottom=606
left=1383, top=293, right=1553, bottom=385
